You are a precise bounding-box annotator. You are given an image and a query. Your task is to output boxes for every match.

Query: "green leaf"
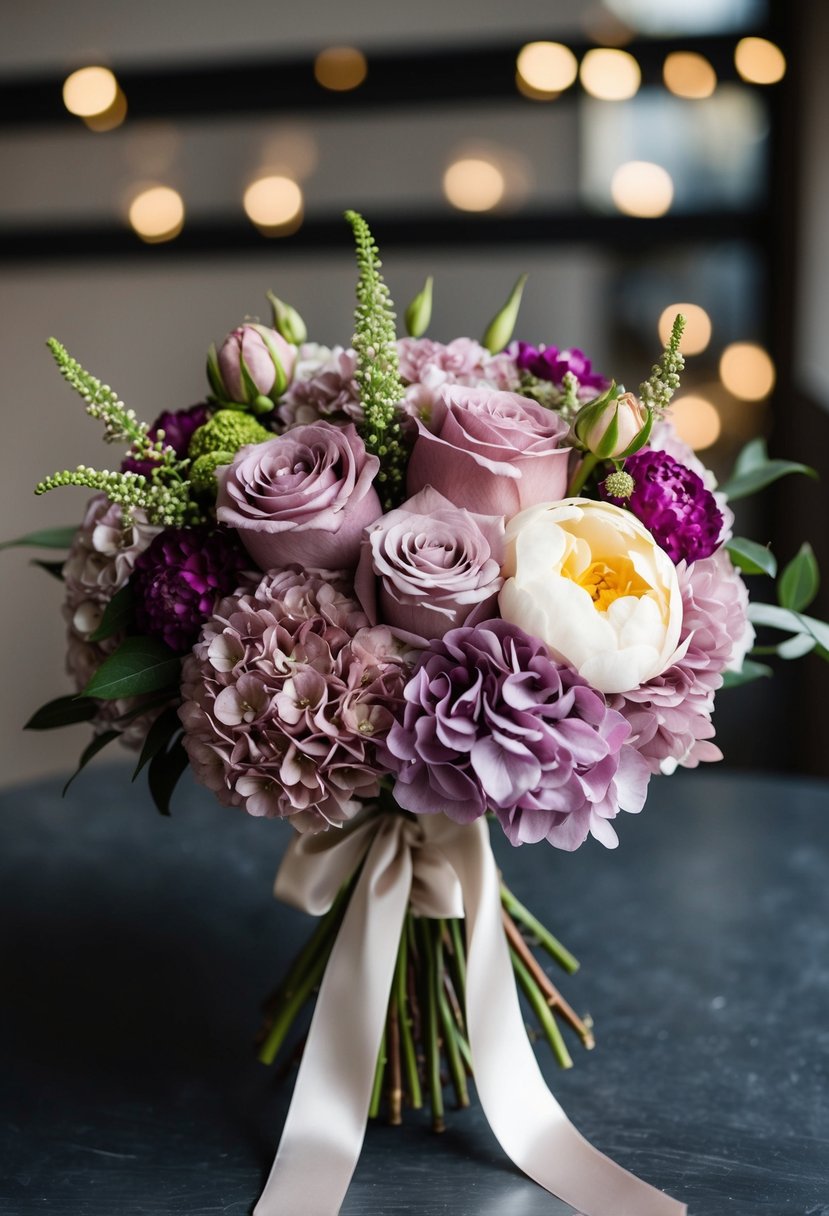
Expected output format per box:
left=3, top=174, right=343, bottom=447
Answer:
left=731, top=436, right=768, bottom=476
left=63, top=730, right=121, bottom=795
left=147, top=735, right=188, bottom=816
left=749, top=601, right=829, bottom=653
left=726, top=536, right=777, bottom=577
left=82, top=636, right=181, bottom=701
left=0, top=525, right=78, bottom=552
left=31, top=558, right=66, bottom=580
left=25, top=695, right=98, bottom=730
left=776, top=633, right=817, bottom=660
left=132, top=706, right=182, bottom=781
left=778, top=542, right=820, bottom=612
left=721, top=659, right=773, bottom=688
left=721, top=456, right=817, bottom=501
left=88, top=584, right=134, bottom=643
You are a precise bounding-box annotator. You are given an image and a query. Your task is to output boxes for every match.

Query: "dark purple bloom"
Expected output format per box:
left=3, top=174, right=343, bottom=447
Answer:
left=122, top=403, right=210, bottom=478
left=132, top=526, right=250, bottom=653
left=602, top=448, right=724, bottom=564
left=387, top=619, right=649, bottom=852
left=514, top=342, right=608, bottom=392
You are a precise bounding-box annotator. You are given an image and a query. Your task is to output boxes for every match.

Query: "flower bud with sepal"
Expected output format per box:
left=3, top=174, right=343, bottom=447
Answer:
left=481, top=274, right=527, bottom=354
left=404, top=275, right=433, bottom=338
left=267, top=291, right=308, bottom=345
left=207, top=323, right=296, bottom=415
left=573, top=383, right=652, bottom=461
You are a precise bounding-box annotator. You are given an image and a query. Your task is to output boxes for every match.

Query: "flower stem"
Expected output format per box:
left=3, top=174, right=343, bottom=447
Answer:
left=566, top=451, right=599, bottom=498
left=420, top=919, right=445, bottom=1132
left=501, top=882, right=580, bottom=974
left=510, top=947, right=573, bottom=1070
left=502, top=908, right=594, bottom=1049
left=369, top=1023, right=388, bottom=1120
left=435, top=922, right=470, bottom=1108
left=258, top=937, right=332, bottom=1066
left=396, top=918, right=423, bottom=1110
left=387, top=994, right=403, bottom=1125
left=447, top=916, right=467, bottom=1005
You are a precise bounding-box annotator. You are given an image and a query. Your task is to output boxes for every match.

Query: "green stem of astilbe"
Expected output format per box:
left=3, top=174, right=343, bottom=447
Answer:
left=510, top=947, right=574, bottom=1070
left=395, top=917, right=423, bottom=1110
left=501, top=882, right=580, bottom=974
left=419, top=918, right=445, bottom=1132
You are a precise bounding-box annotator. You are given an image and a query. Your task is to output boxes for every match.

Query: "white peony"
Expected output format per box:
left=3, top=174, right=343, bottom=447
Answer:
left=499, top=498, right=685, bottom=695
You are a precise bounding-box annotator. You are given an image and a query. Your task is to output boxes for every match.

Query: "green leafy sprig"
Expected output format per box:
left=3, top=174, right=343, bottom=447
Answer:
left=345, top=211, right=408, bottom=509
left=639, top=313, right=686, bottom=414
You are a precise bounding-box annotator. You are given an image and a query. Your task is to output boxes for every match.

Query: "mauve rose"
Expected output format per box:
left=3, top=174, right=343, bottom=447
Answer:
left=216, top=323, right=296, bottom=408
left=216, top=421, right=382, bottom=571
left=355, top=485, right=504, bottom=642
left=406, top=385, right=570, bottom=519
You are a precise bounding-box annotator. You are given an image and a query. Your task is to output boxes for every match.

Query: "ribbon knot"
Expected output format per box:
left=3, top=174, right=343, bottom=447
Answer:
left=257, top=813, right=686, bottom=1216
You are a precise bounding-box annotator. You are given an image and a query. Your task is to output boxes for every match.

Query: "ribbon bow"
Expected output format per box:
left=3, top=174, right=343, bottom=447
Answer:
left=255, top=813, right=686, bottom=1216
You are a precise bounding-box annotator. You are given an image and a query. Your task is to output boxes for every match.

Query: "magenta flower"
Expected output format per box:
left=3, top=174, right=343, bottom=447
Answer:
left=131, top=526, right=251, bottom=653
left=514, top=342, right=608, bottom=393
left=602, top=448, right=724, bottom=564
left=387, top=619, right=650, bottom=851
left=178, top=569, right=415, bottom=832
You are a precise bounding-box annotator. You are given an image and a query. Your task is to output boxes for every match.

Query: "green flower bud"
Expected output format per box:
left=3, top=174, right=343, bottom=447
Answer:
left=267, top=291, right=308, bottom=345
left=190, top=450, right=235, bottom=495
left=404, top=275, right=433, bottom=338
left=481, top=273, right=527, bottom=354
left=189, top=409, right=273, bottom=462
left=603, top=469, right=635, bottom=499
left=573, top=384, right=652, bottom=460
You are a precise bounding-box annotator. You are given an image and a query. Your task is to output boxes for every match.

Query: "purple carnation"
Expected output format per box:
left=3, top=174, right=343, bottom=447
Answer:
left=122, top=403, right=209, bottom=478
left=514, top=342, right=608, bottom=392
left=602, top=448, right=724, bottom=564
left=387, top=619, right=650, bottom=851
left=178, top=569, right=415, bottom=832
left=132, top=526, right=251, bottom=653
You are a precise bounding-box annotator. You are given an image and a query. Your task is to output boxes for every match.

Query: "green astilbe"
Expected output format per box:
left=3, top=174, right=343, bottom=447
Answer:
left=639, top=314, right=686, bottom=415
left=35, top=339, right=201, bottom=527
left=345, top=211, right=408, bottom=509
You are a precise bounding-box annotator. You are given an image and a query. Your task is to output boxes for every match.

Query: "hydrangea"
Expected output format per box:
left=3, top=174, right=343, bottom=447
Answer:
left=397, top=337, right=519, bottom=426
left=178, top=569, right=415, bottom=832
left=122, top=403, right=209, bottom=478
left=131, top=526, right=251, bottom=653
left=602, top=447, right=724, bottom=564
left=387, top=618, right=650, bottom=851
left=610, top=548, right=754, bottom=774
left=277, top=344, right=362, bottom=428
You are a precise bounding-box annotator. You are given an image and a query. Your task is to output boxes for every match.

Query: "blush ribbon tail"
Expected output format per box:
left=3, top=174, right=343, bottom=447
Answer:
left=254, top=814, right=686, bottom=1216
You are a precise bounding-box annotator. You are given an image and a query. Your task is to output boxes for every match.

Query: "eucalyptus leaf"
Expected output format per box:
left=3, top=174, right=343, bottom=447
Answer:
left=721, top=458, right=817, bottom=502
left=147, top=735, right=188, bottom=816
left=133, top=707, right=183, bottom=781
left=778, top=543, right=820, bottom=613
left=731, top=436, right=768, bottom=476
left=0, top=525, right=78, bottom=552
left=25, top=695, right=98, bottom=730
left=775, top=633, right=817, bottom=660
left=721, top=659, right=773, bottom=688
left=63, top=730, right=121, bottom=795
left=82, top=637, right=181, bottom=701
left=88, top=584, right=135, bottom=643
left=748, top=602, right=829, bottom=653
left=726, top=537, right=777, bottom=577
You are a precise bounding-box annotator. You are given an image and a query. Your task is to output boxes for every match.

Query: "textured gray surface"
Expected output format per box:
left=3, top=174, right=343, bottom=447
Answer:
left=1, top=765, right=828, bottom=1215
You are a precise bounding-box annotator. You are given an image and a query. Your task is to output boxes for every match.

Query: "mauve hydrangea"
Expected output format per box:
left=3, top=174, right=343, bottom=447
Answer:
left=602, top=447, right=724, bottom=564
left=387, top=618, right=650, bottom=851
left=178, top=569, right=416, bottom=832
left=609, top=548, right=754, bottom=774
left=277, top=344, right=362, bottom=429
left=397, top=337, right=519, bottom=425
left=122, top=403, right=209, bottom=478
left=131, top=526, right=252, bottom=653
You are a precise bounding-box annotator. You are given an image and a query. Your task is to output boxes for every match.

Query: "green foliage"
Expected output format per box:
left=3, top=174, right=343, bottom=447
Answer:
left=147, top=734, right=188, bottom=816
left=47, top=337, right=145, bottom=445
left=726, top=536, right=777, bottom=577
left=0, top=525, right=78, bottom=552
left=62, top=730, right=121, bottom=796
left=81, top=636, right=181, bottom=700
left=777, top=542, right=820, bottom=612
left=34, top=465, right=199, bottom=528
left=481, top=274, right=527, bottom=354
left=133, top=706, right=183, bottom=780
left=25, top=695, right=97, bottom=730
left=88, top=584, right=135, bottom=642
left=721, top=659, right=773, bottom=688
left=720, top=437, right=816, bottom=501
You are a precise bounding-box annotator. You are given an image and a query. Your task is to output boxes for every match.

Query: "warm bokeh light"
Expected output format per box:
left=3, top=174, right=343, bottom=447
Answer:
left=669, top=394, right=722, bottom=451
left=314, top=46, right=368, bottom=91
left=443, top=158, right=505, bottom=212
left=663, top=51, right=717, bottom=99
left=128, top=186, right=185, bottom=243
left=243, top=175, right=304, bottom=232
left=720, top=342, right=776, bottom=400
left=516, top=42, right=578, bottom=98
left=611, top=161, right=674, bottom=217
left=734, top=37, right=786, bottom=85
left=579, top=48, right=641, bottom=100
left=82, top=86, right=128, bottom=132
left=62, top=66, right=119, bottom=117
left=658, top=303, right=712, bottom=355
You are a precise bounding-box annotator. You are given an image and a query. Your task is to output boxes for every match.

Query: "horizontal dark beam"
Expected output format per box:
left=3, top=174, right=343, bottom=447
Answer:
left=0, top=209, right=768, bottom=264
left=0, top=32, right=779, bottom=127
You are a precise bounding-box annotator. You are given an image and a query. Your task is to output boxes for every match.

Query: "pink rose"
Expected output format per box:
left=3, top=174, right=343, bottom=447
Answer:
left=214, top=323, right=296, bottom=410
left=406, top=385, right=571, bottom=519
left=216, top=421, right=382, bottom=571
left=355, top=486, right=504, bottom=641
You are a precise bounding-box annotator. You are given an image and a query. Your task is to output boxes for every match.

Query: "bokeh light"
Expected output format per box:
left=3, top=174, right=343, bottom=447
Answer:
left=314, top=46, right=368, bottom=91
left=669, top=394, right=722, bottom=450
left=243, top=175, right=304, bottom=233
left=580, top=49, right=641, bottom=100
left=720, top=342, right=776, bottom=400
left=734, top=37, right=786, bottom=85
left=128, top=186, right=185, bottom=243
left=516, top=42, right=578, bottom=99
left=658, top=303, right=712, bottom=355
left=62, top=66, right=119, bottom=117
left=611, top=161, right=674, bottom=216
left=443, top=158, right=505, bottom=212
left=663, top=51, right=717, bottom=99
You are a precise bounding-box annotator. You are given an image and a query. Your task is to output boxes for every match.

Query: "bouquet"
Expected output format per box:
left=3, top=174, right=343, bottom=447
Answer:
left=8, top=212, right=827, bottom=1216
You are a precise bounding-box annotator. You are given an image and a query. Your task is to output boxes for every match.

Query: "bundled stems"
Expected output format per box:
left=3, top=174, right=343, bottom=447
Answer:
left=259, top=883, right=592, bottom=1128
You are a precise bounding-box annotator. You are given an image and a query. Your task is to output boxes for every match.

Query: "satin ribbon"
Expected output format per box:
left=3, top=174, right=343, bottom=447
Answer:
left=254, top=813, right=686, bottom=1216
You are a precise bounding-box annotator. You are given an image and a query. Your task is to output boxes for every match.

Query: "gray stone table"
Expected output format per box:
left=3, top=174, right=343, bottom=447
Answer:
left=1, top=765, right=828, bottom=1215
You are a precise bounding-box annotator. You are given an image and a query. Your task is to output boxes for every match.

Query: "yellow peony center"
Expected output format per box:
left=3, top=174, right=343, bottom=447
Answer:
left=563, top=555, right=652, bottom=612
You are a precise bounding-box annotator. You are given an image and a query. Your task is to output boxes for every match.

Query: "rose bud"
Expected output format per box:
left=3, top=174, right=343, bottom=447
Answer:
left=573, top=385, right=651, bottom=460
left=404, top=275, right=433, bottom=338
left=207, top=322, right=296, bottom=415
left=481, top=273, right=527, bottom=354
left=267, top=291, right=308, bottom=345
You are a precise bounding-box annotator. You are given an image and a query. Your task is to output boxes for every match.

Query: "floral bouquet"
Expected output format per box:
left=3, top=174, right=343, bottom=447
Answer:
left=8, top=212, right=827, bottom=1216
